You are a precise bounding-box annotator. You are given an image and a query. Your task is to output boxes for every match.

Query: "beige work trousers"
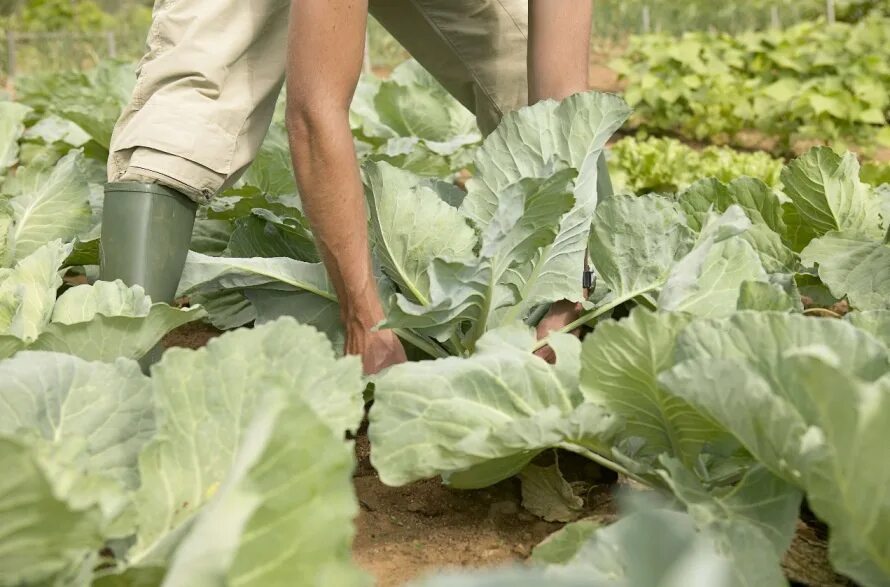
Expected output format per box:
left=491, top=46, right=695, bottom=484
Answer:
left=108, top=0, right=529, bottom=203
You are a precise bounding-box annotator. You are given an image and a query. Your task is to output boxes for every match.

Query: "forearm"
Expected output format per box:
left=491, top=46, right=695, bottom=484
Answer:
left=285, top=0, right=382, bottom=330
left=528, top=0, right=593, bottom=103
left=287, top=112, right=383, bottom=328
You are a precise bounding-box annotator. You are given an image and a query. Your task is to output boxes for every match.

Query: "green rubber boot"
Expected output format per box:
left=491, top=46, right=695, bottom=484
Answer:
left=100, top=182, right=197, bottom=367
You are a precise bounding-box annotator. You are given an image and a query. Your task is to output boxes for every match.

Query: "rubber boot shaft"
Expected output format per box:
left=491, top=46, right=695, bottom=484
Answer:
left=99, top=182, right=197, bottom=305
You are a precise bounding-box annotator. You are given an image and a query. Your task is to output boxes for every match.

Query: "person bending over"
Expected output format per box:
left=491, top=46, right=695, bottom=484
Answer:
left=101, top=0, right=606, bottom=374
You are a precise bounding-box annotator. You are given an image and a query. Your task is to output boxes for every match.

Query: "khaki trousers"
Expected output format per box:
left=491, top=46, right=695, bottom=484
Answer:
left=108, top=0, right=529, bottom=203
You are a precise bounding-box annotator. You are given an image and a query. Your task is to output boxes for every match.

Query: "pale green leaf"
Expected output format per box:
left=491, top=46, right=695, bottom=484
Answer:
left=374, top=60, right=478, bottom=143
left=0, top=436, right=105, bottom=586
left=364, top=161, right=476, bottom=305
left=555, top=507, right=737, bottom=587
left=657, top=206, right=771, bottom=317
left=412, top=568, right=597, bottom=587
left=677, top=311, right=889, bottom=381
left=530, top=520, right=599, bottom=565
left=464, top=92, right=630, bottom=227
left=0, top=102, right=31, bottom=171
left=580, top=309, right=729, bottom=467
left=369, top=327, right=619, bottom=487
left=128, top=318, right=364, bottom=567
left=659, top=236, right=768, bottom=317
left=736, top=280, right=798, bottom=312
left=800, top=231, right=890, bottom=310
left=0, top=351, right=152, bottom=489
left=22, top=114, right=91, bottom=148
left=661, top=351, right=890, bottom=587
left=178, top=252, right=335, bottom=304
left=658, top=459, right=800, bottom=567
left=678, top=177, right=785, bottom=235
left=3, top=151, right=92, bottom=262
left=519, top=461, right=583, bottom=523
left=845, top=310, right=890, bottom=351
left=238, top=124, right=297, bottom=197
left=31, top=280, right=205, bottom=361
left=383, top=173, right=575, bottom=348
left=0, top=240, right=70, bottom=346
left=589, top=194, right=696, bottom=302
left=160, top=395, right=369, bottom=587
left=781, top=148, right=880, bottom=240
left=464, top=93, right=631, bottom=311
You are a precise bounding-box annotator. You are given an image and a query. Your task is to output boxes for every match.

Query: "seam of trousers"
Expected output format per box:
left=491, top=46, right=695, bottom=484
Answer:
left=405, top=0, right=506, bottom=122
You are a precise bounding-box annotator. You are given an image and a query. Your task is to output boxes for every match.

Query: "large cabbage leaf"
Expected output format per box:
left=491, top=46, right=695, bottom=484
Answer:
left=0, top=101, right=31, bottom=172
left=0, top=151, right=92, bottom=264
left=369, top=326, right=619, bottom=488
left=0, top=318, right=367, bottom=586
left=660, top=313, right=890, bottom=586
left=158, top=395, right=369, bottom=587
left=801, top=229, right=890, bottom=310
left=0, top=241, right=203, bottom=360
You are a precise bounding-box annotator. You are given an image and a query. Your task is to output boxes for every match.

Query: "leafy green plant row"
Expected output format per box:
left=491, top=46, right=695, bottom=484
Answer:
left=1, top=61, right=890, bottom=585
left=174, top=120, right=890, bottom=361
left=608, top=135, right=890, bottom=194
left=17, top=309, right=887, bottom=586
left=612, top=15, right=890, bottom=154
left=5, top=59, right=480, bottom=181
left=0, top=119, right=887, bottom=586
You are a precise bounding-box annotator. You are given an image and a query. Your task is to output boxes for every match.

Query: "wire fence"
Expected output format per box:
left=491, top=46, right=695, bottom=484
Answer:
left=1, top=27, right=147, bottom=85
left=0, top=0, right=848, bottom=84
left=591, top=0, right=839, bottom=44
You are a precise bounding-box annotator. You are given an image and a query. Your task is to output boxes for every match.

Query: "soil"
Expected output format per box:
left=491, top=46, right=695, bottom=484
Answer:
left=160, top=317, right=843, bottom=586
left=160, top=320, right=223, bottom=350
left=350, top=435, right=609, bottom=586
left=159, top=322, right=620, bottom=586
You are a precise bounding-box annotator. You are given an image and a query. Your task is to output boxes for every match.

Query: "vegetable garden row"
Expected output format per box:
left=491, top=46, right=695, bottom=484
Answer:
left=0, top=43, right=888, bottom=587
left=613, top=14, right=890, bottom=153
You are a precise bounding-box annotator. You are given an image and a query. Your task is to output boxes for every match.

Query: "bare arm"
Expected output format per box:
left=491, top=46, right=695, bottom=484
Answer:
left=286, top=0, right=405, bottom=373
left=528, top=0, right=593, bottom=103
left=529, top=1, right=595, bottom=361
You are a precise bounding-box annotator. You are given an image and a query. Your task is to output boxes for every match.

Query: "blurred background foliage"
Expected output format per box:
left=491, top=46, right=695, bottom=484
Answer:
left=1, top=0, right=889, bottom=81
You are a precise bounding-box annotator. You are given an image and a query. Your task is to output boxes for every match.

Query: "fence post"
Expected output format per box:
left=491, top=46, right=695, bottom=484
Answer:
left=363, top=31, right=371, bottom=75
left=106, top=31, right=117, bottom=59
left=641, top=5, right=651, bottom=34
left=5, top=30, right=15, bottom=81
left=770, top=6, right=781, bottom=29
left=826, top=0, right=836, bottom=23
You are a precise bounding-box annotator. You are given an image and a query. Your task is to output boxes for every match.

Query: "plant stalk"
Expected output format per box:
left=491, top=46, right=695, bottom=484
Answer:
left=392, top=328, right=449, bottom=359
left=557, top=443, right=652, bottom=488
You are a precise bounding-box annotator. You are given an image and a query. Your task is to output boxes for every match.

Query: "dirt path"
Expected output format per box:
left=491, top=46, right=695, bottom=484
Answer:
left=161, top=323, right=617, bottom=586
left=351, top=436, right=575, bottom=585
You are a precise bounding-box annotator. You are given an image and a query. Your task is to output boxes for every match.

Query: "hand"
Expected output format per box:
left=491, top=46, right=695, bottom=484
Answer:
left=534, top=299, right=584, bottom=364
left=345, top=325, right=407, bottom=375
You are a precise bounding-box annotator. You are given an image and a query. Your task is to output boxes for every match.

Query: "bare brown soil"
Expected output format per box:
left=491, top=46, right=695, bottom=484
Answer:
left=161, top=320, right=223, bottom=350
left=160, top=322, right=619, bottom=586
left=162, top=320, right=845, bottom=586
left=350, top=436, right=609, bottom=586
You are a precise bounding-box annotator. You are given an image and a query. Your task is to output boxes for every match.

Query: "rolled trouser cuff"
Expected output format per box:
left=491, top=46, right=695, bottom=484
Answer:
left=116, top=147, right=226, bottom=205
